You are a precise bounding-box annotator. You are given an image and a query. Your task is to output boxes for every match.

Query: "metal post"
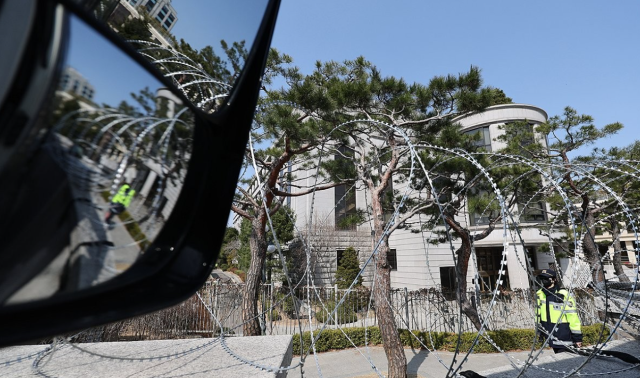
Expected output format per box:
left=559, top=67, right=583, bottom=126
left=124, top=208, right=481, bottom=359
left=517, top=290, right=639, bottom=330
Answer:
left=270, top=282, right=274, bottom=335
left=213, top=282, right=219, bottom=336
left=335, top=284, right=339, bottom=324
left=404, top=287, right=410, bottom=329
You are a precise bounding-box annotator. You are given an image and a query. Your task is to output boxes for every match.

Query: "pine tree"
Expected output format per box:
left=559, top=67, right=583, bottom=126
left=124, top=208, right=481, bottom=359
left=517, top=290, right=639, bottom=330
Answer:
left=335, top=247, right=362, bottom=289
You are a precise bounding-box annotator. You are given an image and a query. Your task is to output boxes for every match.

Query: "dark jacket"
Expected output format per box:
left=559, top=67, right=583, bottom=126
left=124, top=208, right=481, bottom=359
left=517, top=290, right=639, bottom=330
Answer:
left=536, top=285, right=582, bottom=350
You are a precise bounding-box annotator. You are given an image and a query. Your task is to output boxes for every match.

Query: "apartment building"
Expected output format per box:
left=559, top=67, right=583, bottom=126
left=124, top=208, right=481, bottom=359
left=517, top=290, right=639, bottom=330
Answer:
left=288, top=104, right=562, bottom=291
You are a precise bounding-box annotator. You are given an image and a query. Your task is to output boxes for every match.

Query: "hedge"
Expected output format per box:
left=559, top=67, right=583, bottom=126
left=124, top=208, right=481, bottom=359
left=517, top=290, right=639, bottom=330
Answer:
left=315, top=301, right=358, bottom=324
left=292, top=324, right=610, bottom=355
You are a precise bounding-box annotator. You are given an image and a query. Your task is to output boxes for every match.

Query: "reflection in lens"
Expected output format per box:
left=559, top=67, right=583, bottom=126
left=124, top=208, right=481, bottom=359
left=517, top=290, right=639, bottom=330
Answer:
left=135, top=41, right=233, bottom=113
left=80, top=0, right=268, bottom=112
left=7, top=14, right=194, bottom=304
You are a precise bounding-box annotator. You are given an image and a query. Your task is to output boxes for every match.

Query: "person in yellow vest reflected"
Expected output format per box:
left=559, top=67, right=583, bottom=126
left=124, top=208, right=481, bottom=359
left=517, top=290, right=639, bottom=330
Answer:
left=105, top=183, right=136, bottom=227
left=536, top=269, right=583, bottom=353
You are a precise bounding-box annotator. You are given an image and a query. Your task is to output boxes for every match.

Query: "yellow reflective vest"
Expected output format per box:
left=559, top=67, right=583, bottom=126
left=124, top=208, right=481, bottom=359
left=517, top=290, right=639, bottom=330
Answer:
left=536, top=287, right=582, bottom=349
left=112, top=185, right=135, bottom=208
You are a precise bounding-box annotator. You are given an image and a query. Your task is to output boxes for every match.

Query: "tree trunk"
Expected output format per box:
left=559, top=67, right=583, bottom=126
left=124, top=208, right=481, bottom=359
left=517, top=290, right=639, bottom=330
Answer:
left=440, top=214, right=485, bottom=330
left=242, top=215, right=267, bottom=336
left=582, top=210, right=604, bottom=285
left=371, top=196, right=406, bottom=378
left=610, top=219, right=631, bottom=282
left=373, top=240, right=407, bottom=378
left=453, top=229, right=483, bottom=331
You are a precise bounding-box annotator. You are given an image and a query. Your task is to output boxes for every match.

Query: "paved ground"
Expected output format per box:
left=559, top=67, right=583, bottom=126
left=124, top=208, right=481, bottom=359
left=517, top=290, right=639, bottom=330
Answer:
left=478, top=339, right=640, bottom=378
left=211, top=269, right=243, bottom=283
left=3, top=337, right=638, bottom=377
left=0, top=336, right=293, bottom=378
left=286, top=347, right=554, bottom=378
left=286, top=339, right=640, bottom=378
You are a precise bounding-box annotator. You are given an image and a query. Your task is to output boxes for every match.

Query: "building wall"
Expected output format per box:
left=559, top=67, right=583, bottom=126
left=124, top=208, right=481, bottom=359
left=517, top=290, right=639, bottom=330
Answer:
left=59, top=66, right=95, bottom=101
left=288, top=104, right=559, bottom=291
left=111, top=0, right=176, bottom=47
left=134, top=0, right=178, bottom=32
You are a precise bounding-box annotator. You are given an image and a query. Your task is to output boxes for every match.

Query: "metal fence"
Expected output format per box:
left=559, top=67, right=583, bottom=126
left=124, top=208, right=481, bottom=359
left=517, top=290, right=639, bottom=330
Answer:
left=76, top=282, right=601, bottom=342
left=200, top=283, right=601, bottom=335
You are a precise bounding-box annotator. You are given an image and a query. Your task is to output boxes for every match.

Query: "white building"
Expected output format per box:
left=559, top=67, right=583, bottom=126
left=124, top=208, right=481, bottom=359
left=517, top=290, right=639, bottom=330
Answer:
left=59, top=66, right=95, bottom=102
left=108, top=0, right=177, bottom=47
left=125, top=0, right=177, bottom=32
left=289, top=104, right=564, bottom=291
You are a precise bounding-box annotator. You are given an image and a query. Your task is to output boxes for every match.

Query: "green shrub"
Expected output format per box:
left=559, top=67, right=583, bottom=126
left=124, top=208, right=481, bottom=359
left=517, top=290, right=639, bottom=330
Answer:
left=292, top=327, right=381, bottom=354
left=315, top=301, right=358, bottom=324
left=582, top=323, right=611, bottom=344
left=273, top=291, right=301, bottom=318
left=335, top=247, right=363, bottom=289
left=268, top=309, right=281, bottom=321
left=341, top=287, right=372, bottom=313
left=292, top=324, right=610, bottom=355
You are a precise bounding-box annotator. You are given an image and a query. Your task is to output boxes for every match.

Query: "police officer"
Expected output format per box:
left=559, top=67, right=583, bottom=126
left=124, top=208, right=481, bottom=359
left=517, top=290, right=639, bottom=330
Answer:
left=105, top=184, right=136, bottom=225
left=536, top=268, right=583, bottom=353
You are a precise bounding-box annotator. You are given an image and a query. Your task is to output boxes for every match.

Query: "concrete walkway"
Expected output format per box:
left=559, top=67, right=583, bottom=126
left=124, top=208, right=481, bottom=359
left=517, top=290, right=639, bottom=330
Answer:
left=287, top=339, right=640, bottom=377
left=2, top=337, right=638, bottom=377
left=287, top=347, right=554, bottom=378
left=0, top=336, right=293, bottom=378
left=211, top=269, right=243, bottom=283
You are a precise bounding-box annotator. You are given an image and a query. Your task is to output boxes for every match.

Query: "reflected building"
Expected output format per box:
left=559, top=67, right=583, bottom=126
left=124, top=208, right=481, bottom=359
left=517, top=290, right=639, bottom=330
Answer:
left=107, top=0, right=178, bottom=47
left=59, top=66, right=95, bottom=103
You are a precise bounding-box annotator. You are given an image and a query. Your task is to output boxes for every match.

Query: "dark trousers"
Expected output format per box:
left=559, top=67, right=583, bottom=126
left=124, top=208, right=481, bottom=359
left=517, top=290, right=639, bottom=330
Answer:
left=106, top=203, right=125, bottom=223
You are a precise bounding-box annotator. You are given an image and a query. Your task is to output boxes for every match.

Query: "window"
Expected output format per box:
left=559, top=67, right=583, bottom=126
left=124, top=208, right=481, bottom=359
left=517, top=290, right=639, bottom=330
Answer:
left=468, top=189, right=496, bottom=226
left=464, top=126, right=492, bottom=152
left=163, top=14, right=175, bottom=29
left=620, top=241, right=631, bottom=263
left=475, top=247, right=509, bottom=291
left=440, top=266, right=456, bottom=291
left=156, top=5, right=168, bottom=22
left=334, top=145, right=356, bottom=230
left=145, top=0, right=157, bottom=12
left=597, top=243, right=610, bottom=264
left=521, top=201, right=546, bottom=222
left=335, top=184, right=356, bottom=230
left=127, top=0, right=138, bottom=6
left=431, top=176, right=451, bottom=204
left=470, top=212, right=492, bottom=226
left=504, top=122, right=537, bottom=157
left=72, top=80, right=79, bottom=93
left=525, top=246, right=538, bottom=270
left=60, top=73, right=69, bottom=89
left=387, top=249, right=397, bottom=271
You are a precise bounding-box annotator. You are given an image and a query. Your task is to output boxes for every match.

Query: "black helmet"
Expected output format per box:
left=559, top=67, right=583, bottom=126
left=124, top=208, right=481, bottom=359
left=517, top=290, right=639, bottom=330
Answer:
left=538, top=268, right=556, bottom=278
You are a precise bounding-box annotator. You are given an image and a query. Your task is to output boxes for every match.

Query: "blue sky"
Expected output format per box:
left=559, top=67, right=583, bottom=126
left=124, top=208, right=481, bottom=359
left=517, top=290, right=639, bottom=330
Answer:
left=170, top=1, right=266, bottom=51
left=67, top=17, right=163, bottom=109
left=267, top=0, right=639, bottom=154
left=69, top=1, right=639, bottom=154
